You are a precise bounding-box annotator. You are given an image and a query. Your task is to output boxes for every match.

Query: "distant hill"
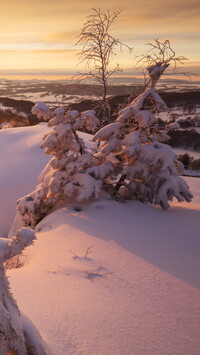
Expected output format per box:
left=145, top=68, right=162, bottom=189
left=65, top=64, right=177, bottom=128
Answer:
left=0, top=97, right=38, bottom=127
left=0, top=78, right=199, bottom=106
left=0, top=86, right=199, bottom=128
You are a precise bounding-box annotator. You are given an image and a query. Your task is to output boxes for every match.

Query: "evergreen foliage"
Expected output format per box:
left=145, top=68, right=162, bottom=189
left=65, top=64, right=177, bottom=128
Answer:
left=17, top=106, right=100, bottom=227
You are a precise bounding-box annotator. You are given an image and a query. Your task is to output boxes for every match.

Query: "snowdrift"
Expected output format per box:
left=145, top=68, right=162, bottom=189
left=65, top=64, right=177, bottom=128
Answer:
left=0, top=124, right=50, bottom=236
left=8, top=190, right=200, bottom=355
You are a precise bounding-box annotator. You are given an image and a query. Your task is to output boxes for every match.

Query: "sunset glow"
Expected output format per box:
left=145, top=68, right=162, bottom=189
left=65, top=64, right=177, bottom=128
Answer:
left=0, top=0, right=199, bottom=79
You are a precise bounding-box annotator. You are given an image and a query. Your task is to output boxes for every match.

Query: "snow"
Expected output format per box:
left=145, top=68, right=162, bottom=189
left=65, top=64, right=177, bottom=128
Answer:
left=175, top=148, right=200, bottom=159
left=147, top=62, right=170, bottom=87
left=0, top=104, right=16, bottom=112
left=32, top=102, right=53, bottom=120
left=138, top=142, right=176, bottom=170
left=0, top=92, right=100, bottom=106
left=8, top=189, right=200, bottom=355
left=0, top=124, right=51, bottom=236
left=122, top=130, right=141, bottom=146
left=130, top=87, right=168, bottom=112
left=158, top=107, right=200, bottom=124
left=93, top=122, right=122, bottom=141
left=0, top=124, right=200, bottom=354
left=0, top=103, right=28, bottom=118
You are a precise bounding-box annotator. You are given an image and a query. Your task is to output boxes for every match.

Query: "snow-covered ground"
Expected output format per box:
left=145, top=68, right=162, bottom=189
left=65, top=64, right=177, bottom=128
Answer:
left=158, top=107, right=200, bottom=123
left=174, top=148, right=200, bottom=159
left=0, top=92, right=100, bottom=106
left=0, top=124, right=50, bottom=236
left=0, top=124, right=200, bottom=354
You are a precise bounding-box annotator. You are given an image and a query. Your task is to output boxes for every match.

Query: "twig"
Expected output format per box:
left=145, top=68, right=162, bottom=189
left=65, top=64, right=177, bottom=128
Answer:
left=84, top=245, right=95, bottom=258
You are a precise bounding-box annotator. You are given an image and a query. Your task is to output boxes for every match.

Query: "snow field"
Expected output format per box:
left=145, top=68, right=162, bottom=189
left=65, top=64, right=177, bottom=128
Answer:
left=8, top=193, right=200, bottom=355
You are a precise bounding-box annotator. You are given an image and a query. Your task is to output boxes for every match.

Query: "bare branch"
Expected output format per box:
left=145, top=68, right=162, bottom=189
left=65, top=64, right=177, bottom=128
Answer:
left=134, top=39, right=193, bottom=89
left=84, top=245, right=95, bottom=259
left=75, top=8, right=133, bottom=120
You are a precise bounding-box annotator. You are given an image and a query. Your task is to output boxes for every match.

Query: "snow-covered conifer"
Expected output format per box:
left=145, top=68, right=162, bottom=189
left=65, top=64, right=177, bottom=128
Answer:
left=91, top=40, right=193, bottom=208
left=0, top=228, right=47, bottom=354
left=17, top=106, right=100, bottom=227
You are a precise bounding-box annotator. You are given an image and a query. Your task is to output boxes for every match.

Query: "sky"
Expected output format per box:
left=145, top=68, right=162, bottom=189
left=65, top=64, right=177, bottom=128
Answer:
left=0, top=0, right=199, bottom=79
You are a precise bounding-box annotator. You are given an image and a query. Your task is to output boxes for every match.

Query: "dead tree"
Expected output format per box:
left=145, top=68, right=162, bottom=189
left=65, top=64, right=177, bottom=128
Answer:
left=76, top=8, right=132, bottom=123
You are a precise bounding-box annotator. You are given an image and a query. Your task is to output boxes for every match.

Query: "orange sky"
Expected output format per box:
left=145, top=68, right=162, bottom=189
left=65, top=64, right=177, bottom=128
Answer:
left=0, top=0, right=199, bottom=78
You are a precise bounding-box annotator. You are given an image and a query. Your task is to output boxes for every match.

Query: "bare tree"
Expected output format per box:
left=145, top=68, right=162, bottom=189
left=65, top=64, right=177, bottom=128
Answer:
left=135, top=39, right=191, bottom=90
left=76, top=8, right=132, bottom=122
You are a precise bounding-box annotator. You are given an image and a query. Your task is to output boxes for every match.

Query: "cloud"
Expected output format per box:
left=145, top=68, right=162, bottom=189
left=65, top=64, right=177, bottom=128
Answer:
left=0, top=48, right=79, bottom=70
left=42, top=31, right=79, bottom=44
left=27, top=49, right=78, bottom=54
left=2, top=0, right=200, bottom=22
left=118, top=0, right=200, bottom=19
left=1, top=1, right=200, bottom=40
left=0, top=1, right=198, bottom=73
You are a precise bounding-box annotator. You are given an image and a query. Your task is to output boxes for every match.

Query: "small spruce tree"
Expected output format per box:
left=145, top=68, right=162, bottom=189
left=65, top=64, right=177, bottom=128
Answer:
left=91, top=84, right=193, bottom=208
left=89, top=40, right=193, bottom=208
left=17, top=104, right=100, bottom=227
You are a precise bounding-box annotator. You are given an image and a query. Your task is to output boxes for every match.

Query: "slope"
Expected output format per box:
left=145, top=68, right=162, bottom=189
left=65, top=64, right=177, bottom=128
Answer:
left=8, top=179, right=200, bottom=355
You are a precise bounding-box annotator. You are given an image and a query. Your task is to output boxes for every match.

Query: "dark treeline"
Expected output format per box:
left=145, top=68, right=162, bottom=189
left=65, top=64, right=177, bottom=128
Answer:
left=159, top=91, right=200, bottom=108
